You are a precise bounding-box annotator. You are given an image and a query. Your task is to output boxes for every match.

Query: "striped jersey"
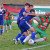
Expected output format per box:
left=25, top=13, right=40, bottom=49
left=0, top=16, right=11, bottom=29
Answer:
left=37, top=15, right=50, bottom=31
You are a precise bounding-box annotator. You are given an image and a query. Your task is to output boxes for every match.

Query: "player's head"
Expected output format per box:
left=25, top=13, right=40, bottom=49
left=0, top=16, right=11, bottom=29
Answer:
left=24, top=3, right=30, bottom=10
left=30, top=9, right=35, bottom=14
left=45, top=12, right=50, bottom=18
left=5, top=7, right=7, bottom=11
left=1, top=4, right=3, bottom=9
left=30, top=5, right=33, bottom=10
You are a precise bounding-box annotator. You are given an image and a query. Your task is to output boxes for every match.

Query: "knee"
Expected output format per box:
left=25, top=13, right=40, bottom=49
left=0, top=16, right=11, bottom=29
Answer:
left=24, top=33, right=28, bottom=36
left=42, top=37, right=47, bottom=40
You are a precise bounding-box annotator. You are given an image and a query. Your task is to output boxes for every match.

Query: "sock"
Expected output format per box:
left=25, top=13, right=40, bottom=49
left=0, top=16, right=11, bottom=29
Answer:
left=0, top=29, right=3, bottom=35
left=16, top=32, right=22, bottom=41
left=10, top=24, right=11, bottom=29
left=6, top=25, right=7, bottom=30
left=31, top=32, right=36, bottom=40
left=27, top=30, right=29, bottom=34
left=23, top=34, right=31, bottom=43
left=7, top=26, right=8, bottom=30
left=34, top=38, right=45, bottom=42
left=20, top=35, right=26, bottom=43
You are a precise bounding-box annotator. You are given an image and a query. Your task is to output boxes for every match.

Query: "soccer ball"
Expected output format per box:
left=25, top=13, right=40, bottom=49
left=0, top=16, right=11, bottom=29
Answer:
left=28, top=39, right=34, bottom=45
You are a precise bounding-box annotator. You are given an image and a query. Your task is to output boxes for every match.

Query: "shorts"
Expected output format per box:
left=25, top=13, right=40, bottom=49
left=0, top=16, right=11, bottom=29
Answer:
left=3, top=19, right=6, bottom=25
left=9, top=20, right=12, bottom=24
left=29, top=21, right=35, bottom=27
left=35, top=28, right=47, bottom=38
left=19, top=20, right=32, bottom=34
left=6, top=19, right=9, bottom=25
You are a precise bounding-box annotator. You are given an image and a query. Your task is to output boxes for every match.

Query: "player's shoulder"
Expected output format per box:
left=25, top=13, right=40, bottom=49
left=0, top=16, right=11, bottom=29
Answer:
left=21, top=7, right=25, bottom=10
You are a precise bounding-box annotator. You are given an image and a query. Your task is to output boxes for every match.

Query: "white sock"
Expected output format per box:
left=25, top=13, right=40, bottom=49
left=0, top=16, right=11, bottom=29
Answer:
left=6, top=25, right=7, bottom=30
left=6, top=25, right=8, bottom=31
left=27, top=30, right=29, bottom=34
left=34, top=38, right=45, bottom=42
left=23, top=34, right=31, bottom=43
left=10, top=24, right=11, bottom=29
left=7, top=26, right=8, bottom=30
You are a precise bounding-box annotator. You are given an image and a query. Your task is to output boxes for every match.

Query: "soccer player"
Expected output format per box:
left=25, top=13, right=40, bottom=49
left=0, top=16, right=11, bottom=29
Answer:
left=13, top=3, right=30, bottom=44
left=14, top=9, right=37, bottom=45
left=23, top=12, right=50, bottom=43
left=0, top=4, right=6, bottom=36
left=5, top=8, right=9, bottom=32
left=34, top=12, right=50, bottom=42
left=8, top=11, right=12, bottom=30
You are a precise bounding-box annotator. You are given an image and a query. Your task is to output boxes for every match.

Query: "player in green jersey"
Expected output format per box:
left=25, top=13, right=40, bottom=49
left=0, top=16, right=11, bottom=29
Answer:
left=34, top=12, right=50, bottom=42
left=22, top=12, right=50, bottom=43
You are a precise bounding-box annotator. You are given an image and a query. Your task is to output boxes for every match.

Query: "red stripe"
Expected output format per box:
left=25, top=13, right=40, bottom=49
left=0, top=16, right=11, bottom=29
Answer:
left=41, top=18, right=48, bottom=30
left=38, top=17, right=44, bottom=28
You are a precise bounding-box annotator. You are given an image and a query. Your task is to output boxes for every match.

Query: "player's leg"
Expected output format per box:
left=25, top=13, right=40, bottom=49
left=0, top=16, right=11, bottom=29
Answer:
left=16, top=32, right=28, bottom=44
left=14, top=27, right=28, bottom=44
left=22, top=21, right=36, bottom=44
left=34, top=28, right=47, bottom=42
left=23, top=27, right=36, bottom=43
left=0, top=20, right=3, bottom=36
left=3, top=19, right=6, bottom=33
left=6, top=19, right=9, bottom=32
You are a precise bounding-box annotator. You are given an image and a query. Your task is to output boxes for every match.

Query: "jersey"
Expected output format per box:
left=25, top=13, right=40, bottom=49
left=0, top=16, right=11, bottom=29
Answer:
left=17, top=7, right=26, bottom=25
left=37, top=15, right=50, bottom=31
left=29, top=19, right=33, bottom=23
left=8, top=12, right=11, bottom=21
left=4, top=11, right=8, bottom=20
left=24, top=12, right=35, bottom=22
left=0, top=9, right=6, bottom=25
left=0, top=9, right=5, bottom=20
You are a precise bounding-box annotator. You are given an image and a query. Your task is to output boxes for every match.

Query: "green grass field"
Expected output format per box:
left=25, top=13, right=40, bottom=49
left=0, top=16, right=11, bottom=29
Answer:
left=0, top=23, right=50, bottom=50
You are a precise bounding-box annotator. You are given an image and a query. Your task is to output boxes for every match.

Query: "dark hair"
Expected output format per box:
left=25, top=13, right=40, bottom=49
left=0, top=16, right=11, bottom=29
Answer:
left=25, top=3, right=30, bottom=7
left=30, top=5, right=33, bottom=7
left=30, top=9, right=35, bottom=12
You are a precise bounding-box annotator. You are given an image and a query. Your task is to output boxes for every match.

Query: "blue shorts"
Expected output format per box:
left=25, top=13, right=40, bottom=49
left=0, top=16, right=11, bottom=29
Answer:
left=19, top=20, right=32, bottom=34
left=0, top=20, right=3, bottom=25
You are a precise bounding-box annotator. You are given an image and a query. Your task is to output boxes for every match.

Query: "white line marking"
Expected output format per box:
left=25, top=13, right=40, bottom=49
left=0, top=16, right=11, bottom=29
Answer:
left=22, top=44, right=50, bottom=50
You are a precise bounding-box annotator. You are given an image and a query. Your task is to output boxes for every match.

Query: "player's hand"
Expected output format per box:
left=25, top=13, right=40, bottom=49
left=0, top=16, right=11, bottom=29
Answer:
left=20, top=17, right=23, bottom=21
left=25, top=13, right=29, bottom=16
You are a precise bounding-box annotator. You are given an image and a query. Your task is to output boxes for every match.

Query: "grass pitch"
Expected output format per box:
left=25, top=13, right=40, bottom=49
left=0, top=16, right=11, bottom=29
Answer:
left=0, top=23, right=50, bottom=50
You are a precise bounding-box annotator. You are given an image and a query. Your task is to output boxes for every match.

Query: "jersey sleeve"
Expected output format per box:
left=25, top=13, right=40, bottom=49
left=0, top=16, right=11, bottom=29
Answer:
left=3, top=9, right=6, bottom=14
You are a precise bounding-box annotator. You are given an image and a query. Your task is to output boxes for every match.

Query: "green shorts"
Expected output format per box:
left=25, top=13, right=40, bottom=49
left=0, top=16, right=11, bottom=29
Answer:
left=35, top=28, right=47, bottom=38
left=9, top=20, right=12, bottom=24
left=3, top=19, right=6, bottom=25
left=6, top=19, right=9, bottom=25
left=29, top=21, right=35, bottom=27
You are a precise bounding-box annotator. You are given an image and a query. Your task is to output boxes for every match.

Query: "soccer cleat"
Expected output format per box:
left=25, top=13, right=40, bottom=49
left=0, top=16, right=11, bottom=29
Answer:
left=21, top=42, right=25, bottom=45
left=6, top=30, right=8, bottom=33
left=13, top=38, right=18, bottom=45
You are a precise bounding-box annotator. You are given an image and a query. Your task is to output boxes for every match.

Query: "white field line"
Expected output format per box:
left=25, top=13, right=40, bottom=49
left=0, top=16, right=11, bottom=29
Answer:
left=22, top=44, right=50, bottom=50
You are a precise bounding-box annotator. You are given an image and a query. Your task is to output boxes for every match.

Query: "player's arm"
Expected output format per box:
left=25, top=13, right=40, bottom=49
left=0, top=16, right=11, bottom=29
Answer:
left=26, top=13, right=43, bottom=17
left=34, top=17, right=40, bottom=23
left=26, top=13, right=36, bottom=16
